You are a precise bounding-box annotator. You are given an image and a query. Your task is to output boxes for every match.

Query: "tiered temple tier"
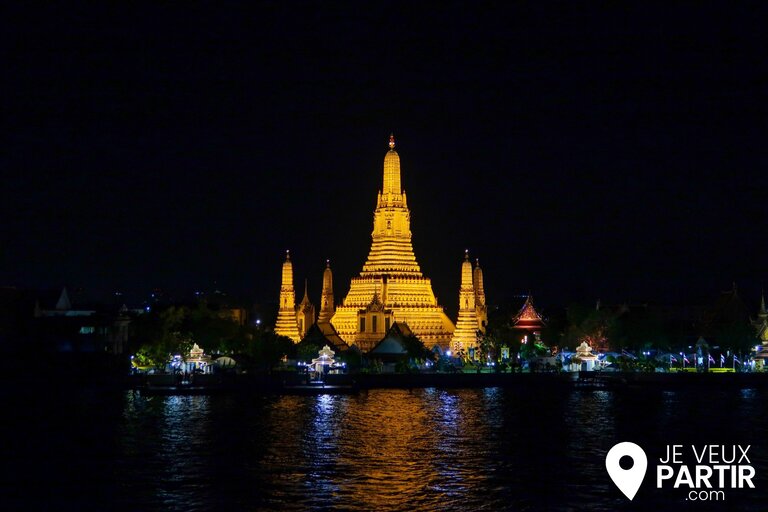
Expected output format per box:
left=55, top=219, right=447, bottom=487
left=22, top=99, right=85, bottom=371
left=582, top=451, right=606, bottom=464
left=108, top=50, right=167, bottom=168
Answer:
left=451, top=259, right=479, bottom=352
left=331, top=275, right=454, bottom=348
left=377, top=192, right=407, bottom=208
left=330, top=138, right=456, bottom=350
left=275, top=253, right=301, bottom=342
left=361, top=204, right=422, bottom=274
left=332, top=303, right=454, bottom=349
left=339, top=275, right=444, bottom=308
left=275, top=314, right=300, bottom=342
left=451, top=308, right=480, bottom=352
left=361, top=240, right=422, bottom=274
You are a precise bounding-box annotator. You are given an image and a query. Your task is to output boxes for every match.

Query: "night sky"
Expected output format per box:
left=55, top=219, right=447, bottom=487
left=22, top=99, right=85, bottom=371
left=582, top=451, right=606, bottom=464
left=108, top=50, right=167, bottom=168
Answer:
left=3, top=3, right=767, bottom=315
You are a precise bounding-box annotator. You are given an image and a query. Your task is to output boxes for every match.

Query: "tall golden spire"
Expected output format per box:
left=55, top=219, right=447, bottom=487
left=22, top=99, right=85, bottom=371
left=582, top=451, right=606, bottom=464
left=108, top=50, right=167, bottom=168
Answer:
left=473, top=258, right=488, bottom=330
left=275, top=250, right=301, bottom=342
left=296, top=277, right=315, bottom=338
left=473, top=259, right=485, bottom=306
left=363, top=135, right=419, bottom=274
left=330, top=136, right=455, bottom=349
left=381, top=133, right=403, bottom=205
left=451, top=250, right=479, bottom=355
left=300, top=278, right=310, bottom=305
left=318, top=259, right=335, bottom=324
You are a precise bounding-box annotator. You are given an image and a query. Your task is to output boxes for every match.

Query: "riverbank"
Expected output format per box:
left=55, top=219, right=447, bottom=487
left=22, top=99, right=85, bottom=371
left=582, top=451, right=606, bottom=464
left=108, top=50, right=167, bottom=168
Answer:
left=128, top=370, right=768, bottom=394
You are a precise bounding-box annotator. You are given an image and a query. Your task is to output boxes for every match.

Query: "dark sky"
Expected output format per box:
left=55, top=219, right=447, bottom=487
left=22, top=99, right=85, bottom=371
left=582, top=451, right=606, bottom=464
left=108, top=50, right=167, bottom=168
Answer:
left=2, top=3, right=767, bottom=315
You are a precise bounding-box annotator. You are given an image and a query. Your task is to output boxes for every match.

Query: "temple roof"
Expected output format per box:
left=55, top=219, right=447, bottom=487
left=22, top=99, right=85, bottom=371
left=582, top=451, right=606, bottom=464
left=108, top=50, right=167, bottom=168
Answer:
left=369, top=321, right=413, bottom=355
left=513, top=295, right=545, bottom=330
left=55, top=287, right=72, bottom=310
left=299, top=279, right=312, bottom=307
left=369, top=337, right=408, bottom=356
left=387, top=321, right=413, bottom=338
left=364, top=289, right=387, bottom=313
left=700, top=283, right=751, bottom=332
left=302, top=322, right=349, bottom=353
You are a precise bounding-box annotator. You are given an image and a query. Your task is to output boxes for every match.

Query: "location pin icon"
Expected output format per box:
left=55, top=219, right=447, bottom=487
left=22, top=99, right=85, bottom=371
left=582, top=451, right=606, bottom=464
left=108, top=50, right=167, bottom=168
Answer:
left=605, top=442, right=648, bottom=501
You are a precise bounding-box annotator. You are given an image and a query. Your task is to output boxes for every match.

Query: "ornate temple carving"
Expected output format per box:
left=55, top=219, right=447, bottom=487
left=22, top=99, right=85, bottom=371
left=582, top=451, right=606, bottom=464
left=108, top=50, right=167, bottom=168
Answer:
left=473, top=258, right=488, bottom=331
left=330, top=135, right=455, bottom=349
left=450, top=251, right=487, bottom=356
left=274, top=250, right=301, bottom=342
left=317, top=260, right=335, bottom=324
left=296, top=279, right=315, bottom=338
left=451, top=251, right=478, bottom=355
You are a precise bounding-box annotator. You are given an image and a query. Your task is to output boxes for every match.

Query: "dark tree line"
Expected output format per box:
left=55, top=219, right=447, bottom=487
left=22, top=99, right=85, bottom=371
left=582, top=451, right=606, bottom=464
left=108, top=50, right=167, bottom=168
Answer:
left=482, top=300, right=759, bottom=356
left=129, top=302, right=293, bottom=372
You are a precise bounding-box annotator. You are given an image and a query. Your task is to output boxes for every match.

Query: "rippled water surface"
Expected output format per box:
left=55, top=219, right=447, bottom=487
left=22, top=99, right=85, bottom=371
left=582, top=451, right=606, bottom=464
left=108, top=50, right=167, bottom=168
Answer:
left=6, top=386, right=768, bottom=511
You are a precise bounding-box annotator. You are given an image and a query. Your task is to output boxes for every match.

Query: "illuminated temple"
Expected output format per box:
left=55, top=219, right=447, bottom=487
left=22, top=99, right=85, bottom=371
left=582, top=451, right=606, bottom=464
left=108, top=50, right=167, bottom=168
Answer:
left=275, top=135, right=491, bottom=352
left=450, top=251, right=487, bottom=355
left=330, top=135, right=455, bottom=351
left=275, top=251, right=301, bottom=342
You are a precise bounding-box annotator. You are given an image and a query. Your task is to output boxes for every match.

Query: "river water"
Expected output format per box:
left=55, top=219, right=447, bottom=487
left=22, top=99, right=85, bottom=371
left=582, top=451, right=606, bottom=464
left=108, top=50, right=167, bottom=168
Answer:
left=6, top=386, right=767, bottom=511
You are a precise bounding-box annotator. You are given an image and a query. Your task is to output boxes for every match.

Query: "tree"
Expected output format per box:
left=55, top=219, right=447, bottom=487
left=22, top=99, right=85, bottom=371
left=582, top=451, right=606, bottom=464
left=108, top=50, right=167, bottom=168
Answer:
left=295, top=340, right=322, bottom=363
left=519, top=337, right=548, bottom=368
left=477, top=329, right=508, bottom=369
left=483, top=323, right=518, bottom=360
left=129, top=303, right=250, bottom=370
left=715, top=320, right=758, bottom=355
left=611, top=306, right=670, bottom=352
left=245, top=330, right=294, bottom=373
left=130, top=306, right=192, bottom=369
left=184, top=301, right=247, bottom=354
left=565, top=302, right=615, bottom=351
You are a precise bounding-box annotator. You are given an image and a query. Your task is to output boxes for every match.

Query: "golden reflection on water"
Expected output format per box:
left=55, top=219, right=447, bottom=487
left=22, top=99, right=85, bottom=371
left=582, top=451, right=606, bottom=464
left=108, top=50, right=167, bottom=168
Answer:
left=259, top=389, right=502, bottom=510
left=112, top=387, right=768, bottom=511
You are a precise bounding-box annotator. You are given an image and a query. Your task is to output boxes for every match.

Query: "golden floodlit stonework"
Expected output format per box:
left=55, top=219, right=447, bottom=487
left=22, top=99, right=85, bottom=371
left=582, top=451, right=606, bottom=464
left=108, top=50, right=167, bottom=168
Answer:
left=274, top=135, right=488, bottom=353
left=451, top=251, right=486, bottom=355
left=330, top=135, right=455, bottom=351
left=275, top=250, right=301, bottom=342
